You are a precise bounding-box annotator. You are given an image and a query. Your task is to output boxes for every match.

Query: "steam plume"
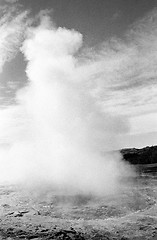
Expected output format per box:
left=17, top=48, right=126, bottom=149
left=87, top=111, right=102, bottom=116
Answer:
left=0, top=17, right=133, bottom=195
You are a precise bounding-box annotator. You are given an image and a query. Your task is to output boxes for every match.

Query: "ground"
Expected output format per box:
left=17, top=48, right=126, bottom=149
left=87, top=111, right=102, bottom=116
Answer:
left=0, top=165, right=156, bottom=240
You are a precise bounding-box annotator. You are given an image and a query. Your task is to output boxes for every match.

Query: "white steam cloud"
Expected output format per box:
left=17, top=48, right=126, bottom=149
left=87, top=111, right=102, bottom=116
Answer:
left=0, top=16, right=133, bottom=195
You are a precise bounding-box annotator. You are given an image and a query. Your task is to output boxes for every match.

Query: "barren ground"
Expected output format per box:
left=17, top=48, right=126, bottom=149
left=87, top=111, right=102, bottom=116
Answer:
left=0, top=165, right=156, bottom=240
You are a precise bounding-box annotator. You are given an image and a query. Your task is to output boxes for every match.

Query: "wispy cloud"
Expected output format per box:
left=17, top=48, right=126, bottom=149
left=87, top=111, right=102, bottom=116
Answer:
left=77, top=8, right=157, bottom=118
left=111, top=10, right=121, bottom=21
left=0, top=5, right=28, bottom=73
left=5, top=0, right=19, bottom=3
left=0, top=5, right=29, bottom=106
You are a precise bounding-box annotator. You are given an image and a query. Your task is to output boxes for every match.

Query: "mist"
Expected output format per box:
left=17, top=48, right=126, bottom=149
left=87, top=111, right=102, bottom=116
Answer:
left=0, top=16, right=133, bottom=195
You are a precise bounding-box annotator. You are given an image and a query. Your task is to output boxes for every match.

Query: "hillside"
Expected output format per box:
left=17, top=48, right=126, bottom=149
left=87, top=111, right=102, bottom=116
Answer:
left=121, top=145, right=157, bottom=165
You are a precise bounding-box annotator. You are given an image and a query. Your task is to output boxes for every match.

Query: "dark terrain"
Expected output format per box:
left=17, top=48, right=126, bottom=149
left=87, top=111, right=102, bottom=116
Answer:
left=0, top=145, right=156, bottom=240
left=121, top=145, right=157, bottom=165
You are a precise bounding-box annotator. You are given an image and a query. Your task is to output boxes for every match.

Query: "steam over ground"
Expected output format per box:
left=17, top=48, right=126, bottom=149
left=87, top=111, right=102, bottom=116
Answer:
left=0, top=16, right=133, bottom=195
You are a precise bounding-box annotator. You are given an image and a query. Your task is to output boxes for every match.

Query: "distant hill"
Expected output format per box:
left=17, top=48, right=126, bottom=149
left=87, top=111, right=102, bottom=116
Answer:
left=121, top=145, right=157, bottom=165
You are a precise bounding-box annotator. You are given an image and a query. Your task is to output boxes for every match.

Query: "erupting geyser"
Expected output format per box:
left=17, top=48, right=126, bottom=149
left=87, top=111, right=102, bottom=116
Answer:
left=0, top=16, right=133, bottom=195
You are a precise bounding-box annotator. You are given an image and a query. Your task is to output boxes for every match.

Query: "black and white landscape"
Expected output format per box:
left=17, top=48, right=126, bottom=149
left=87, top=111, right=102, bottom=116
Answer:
left=0, top=0, right=156, bottom=239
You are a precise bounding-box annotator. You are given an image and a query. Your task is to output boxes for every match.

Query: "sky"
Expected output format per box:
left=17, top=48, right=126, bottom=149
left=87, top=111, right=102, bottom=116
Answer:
left=0, top=0, right=157, bottom=148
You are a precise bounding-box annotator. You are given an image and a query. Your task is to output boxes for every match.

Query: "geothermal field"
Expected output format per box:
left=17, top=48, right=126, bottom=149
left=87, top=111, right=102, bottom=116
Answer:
left=0, top=164, right=156, bottom=240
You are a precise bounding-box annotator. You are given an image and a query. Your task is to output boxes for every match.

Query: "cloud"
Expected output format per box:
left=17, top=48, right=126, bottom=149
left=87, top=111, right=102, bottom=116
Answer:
left=130, top=112, right=157, bottom=135
left=76, top=8, right=157, bottom=118
left=0, top=5, right=29, bottom=106
left=5, top=0, right=19, bottom=3
left=111, top=11, right=121, bottom=21
left=0, top=6, right=28, bottom=73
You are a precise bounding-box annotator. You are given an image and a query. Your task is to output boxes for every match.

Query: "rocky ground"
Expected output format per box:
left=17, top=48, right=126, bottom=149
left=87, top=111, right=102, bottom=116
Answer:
left=0, top=163, right=156, bottom=240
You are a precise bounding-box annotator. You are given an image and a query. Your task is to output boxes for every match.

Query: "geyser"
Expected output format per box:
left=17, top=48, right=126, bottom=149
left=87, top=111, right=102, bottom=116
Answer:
left=0, top=16, right=133, bottom=195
